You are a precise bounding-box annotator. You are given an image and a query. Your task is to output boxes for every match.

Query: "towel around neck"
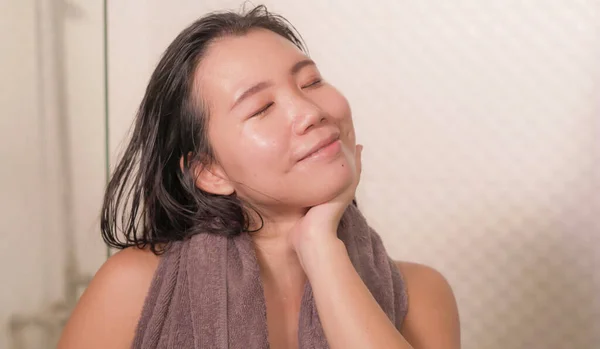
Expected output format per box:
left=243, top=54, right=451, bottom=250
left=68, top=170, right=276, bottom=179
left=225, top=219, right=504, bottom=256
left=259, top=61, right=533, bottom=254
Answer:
left=132, top=204, right=408, bottom=348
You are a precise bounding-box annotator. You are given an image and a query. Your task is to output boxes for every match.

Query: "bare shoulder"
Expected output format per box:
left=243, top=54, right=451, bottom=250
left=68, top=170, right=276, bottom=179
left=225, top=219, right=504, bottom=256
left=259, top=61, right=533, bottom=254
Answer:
left=394, top=261, right=454, bottom=295
left=394, top=261, right=461, bottom=349
left=57, top=247, right=161, bottom=349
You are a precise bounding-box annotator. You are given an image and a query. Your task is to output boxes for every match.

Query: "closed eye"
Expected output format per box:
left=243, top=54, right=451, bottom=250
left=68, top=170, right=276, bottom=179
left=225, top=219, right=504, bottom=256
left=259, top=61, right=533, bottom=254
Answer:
left=250, top=102, right=274, bottom=118
left=302, top=79, right=322, bottom=89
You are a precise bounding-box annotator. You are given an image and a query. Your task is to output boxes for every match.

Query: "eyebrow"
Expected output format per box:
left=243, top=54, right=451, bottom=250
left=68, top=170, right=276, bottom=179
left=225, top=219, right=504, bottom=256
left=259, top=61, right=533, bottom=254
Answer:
left=230, top=59, right=317, bottom=110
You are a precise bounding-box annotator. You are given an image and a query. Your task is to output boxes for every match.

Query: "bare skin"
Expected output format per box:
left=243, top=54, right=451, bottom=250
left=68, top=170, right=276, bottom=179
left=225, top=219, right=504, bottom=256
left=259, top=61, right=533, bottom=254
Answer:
left=58, top=247, right=459, bottom=349
left=59, top=29, right=460, bottom=348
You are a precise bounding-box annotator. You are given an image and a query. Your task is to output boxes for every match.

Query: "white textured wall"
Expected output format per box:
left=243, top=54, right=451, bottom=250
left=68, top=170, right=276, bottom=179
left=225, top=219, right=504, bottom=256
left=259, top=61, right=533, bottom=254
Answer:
left=0, top=1, right=107, bottom=348
left=108, top=1, right=600, bottom=348
left=0, top=2, right=48, bottom=347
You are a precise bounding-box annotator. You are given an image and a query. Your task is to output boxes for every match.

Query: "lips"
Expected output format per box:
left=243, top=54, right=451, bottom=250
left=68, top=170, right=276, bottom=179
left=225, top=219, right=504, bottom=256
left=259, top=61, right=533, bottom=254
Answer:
left=297, top=132, right=340, bottom=162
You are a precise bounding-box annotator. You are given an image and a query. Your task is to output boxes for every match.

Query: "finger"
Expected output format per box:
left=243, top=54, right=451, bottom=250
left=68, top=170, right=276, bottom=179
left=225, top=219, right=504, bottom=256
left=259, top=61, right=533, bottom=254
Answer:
left=355, top=144, right=363, bottom=176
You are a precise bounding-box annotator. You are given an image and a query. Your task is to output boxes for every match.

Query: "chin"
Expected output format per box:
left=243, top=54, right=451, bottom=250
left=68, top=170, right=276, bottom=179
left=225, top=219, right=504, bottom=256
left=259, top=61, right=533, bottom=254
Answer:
left=299, top=162, right=355, bottom=206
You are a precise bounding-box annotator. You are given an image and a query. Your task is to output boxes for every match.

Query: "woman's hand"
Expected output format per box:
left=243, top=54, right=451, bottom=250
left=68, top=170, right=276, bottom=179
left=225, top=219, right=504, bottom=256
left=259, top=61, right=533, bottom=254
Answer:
left=289, top=143, right=363, bottom=260
left=286, top=143, right=417, bottom=349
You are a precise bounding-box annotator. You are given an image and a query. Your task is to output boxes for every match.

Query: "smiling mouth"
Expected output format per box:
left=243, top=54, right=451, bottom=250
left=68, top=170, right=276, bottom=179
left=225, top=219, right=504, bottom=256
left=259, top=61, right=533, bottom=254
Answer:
left=298, top=138, right=342, bottom=162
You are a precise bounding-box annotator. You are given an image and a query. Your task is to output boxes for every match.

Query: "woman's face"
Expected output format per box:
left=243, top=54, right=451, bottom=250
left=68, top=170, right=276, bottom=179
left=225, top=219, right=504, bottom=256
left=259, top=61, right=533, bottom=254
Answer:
left=196, top=29, right=357, bottom=213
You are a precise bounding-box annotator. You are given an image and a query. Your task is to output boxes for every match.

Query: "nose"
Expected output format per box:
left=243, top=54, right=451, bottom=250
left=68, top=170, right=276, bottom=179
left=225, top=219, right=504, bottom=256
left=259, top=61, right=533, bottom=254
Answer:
left=290, top=97, right=327, bottom=135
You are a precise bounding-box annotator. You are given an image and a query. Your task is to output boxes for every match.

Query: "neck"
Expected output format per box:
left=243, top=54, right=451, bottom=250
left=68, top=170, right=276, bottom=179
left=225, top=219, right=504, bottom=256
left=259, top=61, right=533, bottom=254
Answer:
left=249, top=210, right=307, bottom=289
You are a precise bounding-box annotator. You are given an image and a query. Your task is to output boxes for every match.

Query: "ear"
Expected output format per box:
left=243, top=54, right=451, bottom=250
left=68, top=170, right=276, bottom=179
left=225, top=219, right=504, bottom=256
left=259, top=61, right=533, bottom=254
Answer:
left=181, top=156, right=235, bottom=196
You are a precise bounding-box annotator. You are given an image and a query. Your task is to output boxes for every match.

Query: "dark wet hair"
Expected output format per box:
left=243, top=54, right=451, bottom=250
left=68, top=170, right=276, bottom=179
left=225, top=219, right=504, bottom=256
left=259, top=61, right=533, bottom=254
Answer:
left=101, top=5, right=308, bottom=254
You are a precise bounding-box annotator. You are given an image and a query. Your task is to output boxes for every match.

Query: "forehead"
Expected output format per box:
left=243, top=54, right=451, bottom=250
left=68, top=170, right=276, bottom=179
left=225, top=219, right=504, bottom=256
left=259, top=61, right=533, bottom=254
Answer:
left=195, top=29, right=307, bottom=100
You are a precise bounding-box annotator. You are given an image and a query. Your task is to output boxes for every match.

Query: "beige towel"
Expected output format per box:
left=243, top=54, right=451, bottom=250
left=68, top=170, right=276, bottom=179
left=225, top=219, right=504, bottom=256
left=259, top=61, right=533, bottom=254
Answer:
left=132, top=204, right=408, bottom=348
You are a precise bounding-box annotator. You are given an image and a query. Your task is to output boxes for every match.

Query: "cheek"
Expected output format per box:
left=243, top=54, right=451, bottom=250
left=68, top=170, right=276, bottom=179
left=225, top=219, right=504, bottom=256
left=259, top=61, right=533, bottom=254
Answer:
left=242, top=122, right=288, bottom=157
left=231, top=123, right=289, bottom=178
left=243, top=128, right=282, bottom=152
left=323, top=89, right=355, bottom=145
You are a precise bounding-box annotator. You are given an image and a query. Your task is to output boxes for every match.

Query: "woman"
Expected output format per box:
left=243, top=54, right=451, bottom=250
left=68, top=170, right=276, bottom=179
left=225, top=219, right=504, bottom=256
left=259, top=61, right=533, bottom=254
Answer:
left=59, top=5, right=460, bottom=349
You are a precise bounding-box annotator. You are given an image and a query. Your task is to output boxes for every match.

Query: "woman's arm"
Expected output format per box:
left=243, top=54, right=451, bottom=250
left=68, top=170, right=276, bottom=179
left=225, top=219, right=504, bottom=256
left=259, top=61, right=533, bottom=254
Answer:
left=298, top=235, right=460, bottom=349
left=396, top=261, right=461, bottom=348
left=299, top=236, right=414, bottom=348
left=291, top=145, right=459, bottom=348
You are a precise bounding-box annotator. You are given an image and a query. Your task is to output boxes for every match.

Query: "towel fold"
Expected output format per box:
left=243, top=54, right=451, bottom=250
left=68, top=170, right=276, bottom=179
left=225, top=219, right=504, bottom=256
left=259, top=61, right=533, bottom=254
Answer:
left=132, top=203, right=408, bottom=348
